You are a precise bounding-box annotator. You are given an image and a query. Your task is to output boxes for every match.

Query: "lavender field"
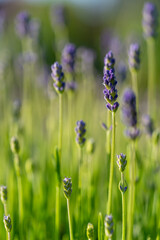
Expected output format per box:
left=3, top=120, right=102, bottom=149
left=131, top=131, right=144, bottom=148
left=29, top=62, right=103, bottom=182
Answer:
left=0, top=0, right=160, bottom=239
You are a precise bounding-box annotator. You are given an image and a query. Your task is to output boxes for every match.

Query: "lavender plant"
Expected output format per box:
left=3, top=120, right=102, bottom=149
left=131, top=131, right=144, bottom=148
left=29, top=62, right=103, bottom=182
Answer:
left=51, top=61, right=65, bottom=240
left=142, top=2, right=158, bottom=118
left=104, top=214, right=114, bottom=239
left=103, top=51, right=119, bottom=214
left=75, top=120, right=86, bottom=235
left=10, top=136, right=23, bottom=239
left=3, top=215, right=12, bottom=240
left=63, top=177, right=73, bottom=240
left=122, top=89, right=139, bottom=240
left=117, top=154, right=127, bottom=240
left=87, top=223, right=94, bottom=240
left=128, top=43, right=140, bottom=112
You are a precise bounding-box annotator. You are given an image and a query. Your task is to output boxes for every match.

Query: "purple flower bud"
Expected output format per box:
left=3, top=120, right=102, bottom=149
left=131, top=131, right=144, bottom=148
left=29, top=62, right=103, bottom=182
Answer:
left=15, top=11, right=31, bottom=38
left=128, top=43, right=140, bottom=71
left=75, top=120, right=86, bottom=147
left=142, top=114, right=154, bottom=136
left=117, top=61, right=127, bottom=83
left=142, top=2, right=158, bottom=38
left=51, top=4, right=66, bottom=27
left=122, top=88, right=139, bottom=140
left=62, top=43, right=76, bottom=73
left=51, top=62, right=65, bottom=94
left=103, top=51, right=119, bottom=112
left=66, top=81, right=77, bottom=92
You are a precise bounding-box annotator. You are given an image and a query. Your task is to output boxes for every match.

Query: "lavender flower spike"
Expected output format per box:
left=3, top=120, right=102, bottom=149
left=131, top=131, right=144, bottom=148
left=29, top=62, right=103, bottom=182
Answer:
left=142, top=2, right=158, bottom=38
left=128, top=43, right=140, bottom=71
left=103, top=51, right=119, bottom=112
left=15, top=11, right=31, bottom=38
left=122, top=88, right=139, bottom=140
left=75, top=120, right=86, bottom=147
left=62, top=43, right=76, bottom=73
left=51, top=62, right=65, bottom=94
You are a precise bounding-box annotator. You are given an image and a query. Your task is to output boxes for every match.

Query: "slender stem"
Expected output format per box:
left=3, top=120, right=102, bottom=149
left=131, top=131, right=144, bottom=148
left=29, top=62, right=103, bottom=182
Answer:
left=55, top=94, right=63, bottom=240
left=147, top=38, right=156, bottom=119
left=127, top=141, right=135, bottom=240
left=88, top=154, right=92, bottom=217
left=58, top=94, right=63, bottom=161
left=131, top=71, right=139, bottom=113
left=107, top=112, right=115, bottom=214
left=8, top=232, right=11, bottom=240
left=4, top=203, right=7, bottom=216
left=78, top=147, right=83, bottom=237
left=67, top=199, right=73, bottom=240
left=121, top=173, right=126, bottom=240
left=98, top=212, right=103, bottom=240
left=106, top=111, right=111, bottom=158
left=17, top=175, right=23, bottom=239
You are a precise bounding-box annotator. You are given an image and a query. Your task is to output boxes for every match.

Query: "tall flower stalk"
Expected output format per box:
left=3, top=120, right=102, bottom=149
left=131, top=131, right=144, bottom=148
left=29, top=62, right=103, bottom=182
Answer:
left=105, top=215, right=114, bottom=240
left=51, top=61, right=65, bottom=240
left=103, top=51, right=119, bottom=214
left=10, top=137, right=23, bottom=239
left=128, top=43, right=140, bottom=112
left=142, top=2, right=158, bottom=119
left=117, top=154, right=127, bottom=240
left=63, top=177, right=73, bottom=240
left=103, top=51, right=116, bottom=159
left=122, top=89, right=139, bottom=240
left=75, top=120, right=86, bottom=236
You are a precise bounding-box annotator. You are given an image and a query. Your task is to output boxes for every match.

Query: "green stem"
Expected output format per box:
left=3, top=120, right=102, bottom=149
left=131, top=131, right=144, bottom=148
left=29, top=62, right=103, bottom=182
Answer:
left=131, top=71, right=139, bottom=113
left=58, top=94, right=63, bottom=161
left=107, top=112, right=115, bottom=214
left=78, top=147, right=83, bottom=237
left=55, top=94, right=63, bottom=240
left=98, top=212, right=103, bottom=240
left=67, top=199, right=73, bottom=240
left=121, top=173, right=126, bottom=240
left=8, top=232, right=11, bottom=240
left=4, top=203, right=7, bottom=216
left=106, top=111, right=111, bottom=158
left=55, top=184, right=60, bottom=240
left=147, top=38, right=156, bottom=119
left=17, top=175, right=23, bottom=238
left=127, top=141, right=135, bottom=240
left=88, top=154, right=92, bottom=217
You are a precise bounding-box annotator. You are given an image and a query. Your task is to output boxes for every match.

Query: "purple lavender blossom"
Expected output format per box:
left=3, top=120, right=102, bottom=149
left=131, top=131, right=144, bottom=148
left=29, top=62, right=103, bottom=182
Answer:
left=122, top=88, right=139, bottom=140
left=51, top=62, right=65, bottom=94
left=75, top=120, right=86, bottom=147
left=142, top=114, right=154, bottom=136
left=142, top=2, right=158, bottom=38
left=128, top=43, right=140, bottom=71
left=15, top=11, right=40, bottom=40
left=15, top=11, right=31, bottom=38
left=103, top=51, right=119, bottom=112
left=51, top=4, right=66, bottom=26
left=117, top=61, right=127, bottom=83
left=62, top=43, right=76, bottom=73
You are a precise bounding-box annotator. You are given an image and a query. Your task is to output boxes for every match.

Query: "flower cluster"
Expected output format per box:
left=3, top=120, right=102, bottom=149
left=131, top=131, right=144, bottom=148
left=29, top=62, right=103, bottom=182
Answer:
left=142, top=2, right=158, bottom=38
left=3, top=215, right=12, bottom=232
left=62, top=43, right=76, bottom=73
left=75, top=120, right=86, bottom=147
left=142, top=114, right=154, bottom=137
left=122, top=88, right=139, bottom=140
left=51, top=62, right=65, bottom=94
left=105, top=215, right=114, bottom=238
left=0, top=186, right=7, bottom=204
left=15, top=11, right=31, bottom=38
left=103, top=51, right=119, bottom=112
left=128, top=43, right=140, bottom=71
left=63, top=177, right=72, bottom=199
left=117, top=154, right=127, bottom=172
left=86, top=223, right=94, bottom=240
